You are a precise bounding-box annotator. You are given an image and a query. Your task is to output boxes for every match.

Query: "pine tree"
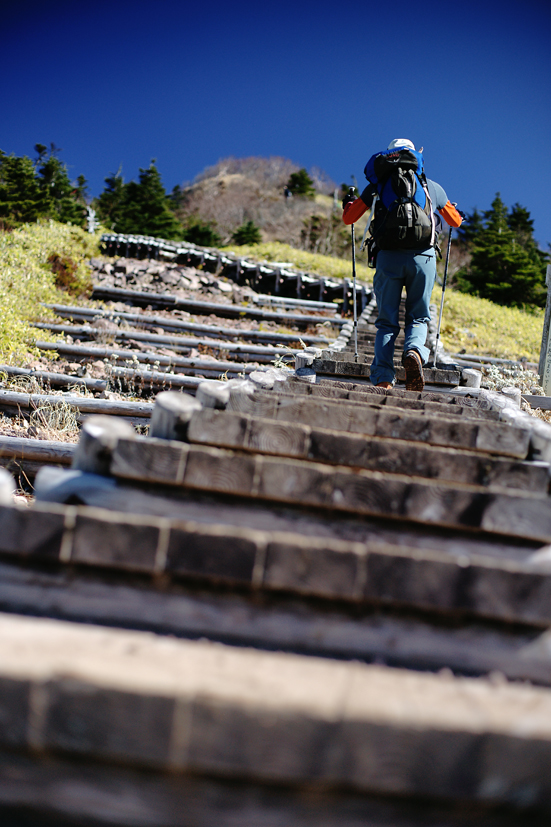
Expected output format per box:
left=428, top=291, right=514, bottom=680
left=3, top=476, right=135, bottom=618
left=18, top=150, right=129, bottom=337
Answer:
left=456, top=194, right=547, bottom=307
left=0, top=144, right=87, bottom=227
left=95, top=170, right=126, bottom=230
left=456, top=207, right=484, bottom=246
left=35, top=144, right=87, bottom=226
left=0, top=150, right=47, bottom=226
left=231, top=220, right=261, bottom=245
left=96, top=162, right=182, bottom=239
left=286, top=168, right=315, bottom=198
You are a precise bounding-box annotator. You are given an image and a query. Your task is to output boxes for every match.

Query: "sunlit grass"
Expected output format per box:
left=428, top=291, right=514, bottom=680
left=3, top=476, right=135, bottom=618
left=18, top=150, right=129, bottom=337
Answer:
left=0, top=220, right=101, bottom=363
left=434, top=286, right=543, bottom=362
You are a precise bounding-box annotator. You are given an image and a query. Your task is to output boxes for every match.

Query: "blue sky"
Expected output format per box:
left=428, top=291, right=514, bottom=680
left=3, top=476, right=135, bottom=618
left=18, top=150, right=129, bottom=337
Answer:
left=3, top=0, right=550, bottom=246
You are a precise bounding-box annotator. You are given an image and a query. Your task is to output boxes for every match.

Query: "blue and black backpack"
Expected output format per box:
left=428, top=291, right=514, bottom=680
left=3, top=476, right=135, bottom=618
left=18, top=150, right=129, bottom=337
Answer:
left=364, top=148, right=436, bottom=251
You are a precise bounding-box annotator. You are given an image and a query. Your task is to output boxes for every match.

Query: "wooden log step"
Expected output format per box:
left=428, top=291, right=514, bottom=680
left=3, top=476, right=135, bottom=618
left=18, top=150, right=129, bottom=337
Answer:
left=3, top=612, right=551, bottom=811
left=106, top=366, right=202, bottom=392
left=313, top=357, right=461, bottom=386
left=5, top=499, right=551, bottom=627
left=45, top=302, right=331, bottom=345
left=224, top=387, right=530, bottom=458
left=35, top=340, right=262, bottom=376
left=0, top=436, right=74, bottom=485
left=35, top=325, right=303, bottom=361
left=252, top=292, right=339, bottom=311
left=0, top=363, right=108, bottom=392
left=91, top=286, right=345, bottom=327
left=0, top=389, right=153, bottom=419
left=183, top=407, right=547, bottom=492
left=0, top=436, right=74, bottom=466
left=2, top=553, right=551, bottom=689
left=101, top=435, right=551, bottom=541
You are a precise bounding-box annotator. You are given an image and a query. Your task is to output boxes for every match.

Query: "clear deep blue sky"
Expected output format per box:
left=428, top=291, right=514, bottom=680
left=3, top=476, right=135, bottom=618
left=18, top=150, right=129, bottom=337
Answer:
left=3, top=0, right=550, bottom=246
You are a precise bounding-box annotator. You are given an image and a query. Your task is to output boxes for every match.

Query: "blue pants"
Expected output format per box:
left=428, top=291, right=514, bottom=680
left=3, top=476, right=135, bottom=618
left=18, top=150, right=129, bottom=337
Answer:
left=370, top=248, right=436, bottom=386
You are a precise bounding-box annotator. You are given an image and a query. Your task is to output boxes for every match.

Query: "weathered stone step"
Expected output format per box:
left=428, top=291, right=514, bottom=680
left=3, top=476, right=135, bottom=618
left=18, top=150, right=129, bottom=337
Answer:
left=92, top=434, right=551, bottom=542
left=184, top=407, right=546, bottom=492
left=286, top=376, right=496, bottom=411
left=3, top=551, right=551, bottom=689
left=273, top=383, right=499, bottom=421
left=313, top=357, right=461, bottom=385
left=222, top=386, right=529, bottom=458
left=6, top=750, right=542, bottom=827
left=5, top=499, right=551, bottom=628
left=37, top=465, right=540, bottom=562
left=3, top=612, right=551, bottom=813
left=232, top=383, right=500, bottom=423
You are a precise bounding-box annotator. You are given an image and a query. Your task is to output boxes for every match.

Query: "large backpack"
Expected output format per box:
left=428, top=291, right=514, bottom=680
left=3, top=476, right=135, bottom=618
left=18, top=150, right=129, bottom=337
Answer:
left=364, top=148, right=435, bottom=251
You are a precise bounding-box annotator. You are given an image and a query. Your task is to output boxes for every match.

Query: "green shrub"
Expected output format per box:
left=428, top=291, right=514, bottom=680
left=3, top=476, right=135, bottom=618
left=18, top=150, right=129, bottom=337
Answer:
left=183, top=218, right=222, bottom=247
left=231, top=220, right=261, bottom=245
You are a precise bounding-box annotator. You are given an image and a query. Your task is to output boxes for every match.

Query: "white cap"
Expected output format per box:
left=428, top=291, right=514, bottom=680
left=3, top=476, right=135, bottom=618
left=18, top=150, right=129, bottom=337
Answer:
left=387, top=138, right=415, bottom=151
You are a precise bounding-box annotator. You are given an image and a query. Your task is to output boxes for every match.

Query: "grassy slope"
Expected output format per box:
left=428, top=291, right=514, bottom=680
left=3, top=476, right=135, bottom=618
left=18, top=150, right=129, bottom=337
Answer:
left=434, top=286, right=543, bottom=362
left=227, top=242, right=544, bottom=361
left=0, top=221, right=100, bottom=363
left=0, top=226, right=543, bottom=364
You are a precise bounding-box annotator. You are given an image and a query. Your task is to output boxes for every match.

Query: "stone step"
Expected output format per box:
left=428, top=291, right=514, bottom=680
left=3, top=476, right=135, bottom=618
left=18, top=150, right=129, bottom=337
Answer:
left=233, top=383, right=500, bottom=423
left=91, top=433, right=551, bottom=542
left=222, top=386, right=530, bottom=458
left=5, top=749, right=541, bottom=827
left=2, top=547, right=551, bottom=689
left=313, top=357, right=461, bottom=385
left=5, top=499, right=551, bottom=629
left=286, top=376, right=496, bottom=412
left=184, top=407, right=546, bottom=492
left=2, top=612, right=551, bottom=813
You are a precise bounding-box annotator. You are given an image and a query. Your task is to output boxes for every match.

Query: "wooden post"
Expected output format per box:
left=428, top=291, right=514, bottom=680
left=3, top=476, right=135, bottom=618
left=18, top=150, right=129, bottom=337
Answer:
left=538, top=264, right=551, bottom=387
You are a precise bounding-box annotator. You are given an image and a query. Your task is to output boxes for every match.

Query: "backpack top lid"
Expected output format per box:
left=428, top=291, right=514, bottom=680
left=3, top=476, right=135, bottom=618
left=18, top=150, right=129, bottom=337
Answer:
left=364, top=147, right=425, bottom=186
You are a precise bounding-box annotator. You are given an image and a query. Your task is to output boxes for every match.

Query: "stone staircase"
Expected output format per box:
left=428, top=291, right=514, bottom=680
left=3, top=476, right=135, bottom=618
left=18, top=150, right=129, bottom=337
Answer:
left=0, top=370, right=550, bottom=824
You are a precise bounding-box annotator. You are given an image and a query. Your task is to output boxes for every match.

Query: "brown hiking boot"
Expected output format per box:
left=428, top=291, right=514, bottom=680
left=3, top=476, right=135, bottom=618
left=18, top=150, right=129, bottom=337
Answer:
left=376, top=382, right=392, bottom=389
left=403, top=350, right=425, bottom=391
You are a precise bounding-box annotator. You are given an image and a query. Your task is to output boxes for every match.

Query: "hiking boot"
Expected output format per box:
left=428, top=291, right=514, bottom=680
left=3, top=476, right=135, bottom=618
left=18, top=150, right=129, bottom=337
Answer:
left=403, top=350, right=425, bottom=391
left=376, top=382, right=392, bottom=389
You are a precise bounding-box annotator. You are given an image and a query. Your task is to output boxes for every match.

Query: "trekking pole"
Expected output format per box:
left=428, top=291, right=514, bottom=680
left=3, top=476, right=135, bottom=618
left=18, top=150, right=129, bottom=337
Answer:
left=349, top=188, right=358, bottom=361
left=433, top=223, right=453, bottom=367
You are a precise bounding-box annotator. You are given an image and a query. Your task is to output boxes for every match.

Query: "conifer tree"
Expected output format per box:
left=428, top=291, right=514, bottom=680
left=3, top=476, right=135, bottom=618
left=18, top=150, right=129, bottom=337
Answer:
left=34, top=144, right=87, bottom=226
left=0, top=144, right=86, bottom=227
left=286, top=168, right=315, bottom=198
left=231, top=220, right=261, bottom=245
left=95, top=170, right=126, bottom=230
left=96, top=162, right=182, bottom=239
left=456, top=193, right=546, bottom=307
left=182, top=217, right=221, bottom=246
left=0, top=150, right=47, bottom=225
left=456, top=207, right=484, bottom=247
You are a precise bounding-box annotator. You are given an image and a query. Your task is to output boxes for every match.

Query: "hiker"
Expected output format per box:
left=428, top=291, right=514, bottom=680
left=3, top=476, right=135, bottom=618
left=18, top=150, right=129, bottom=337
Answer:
left=342, top=139, right=463, bottom=391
